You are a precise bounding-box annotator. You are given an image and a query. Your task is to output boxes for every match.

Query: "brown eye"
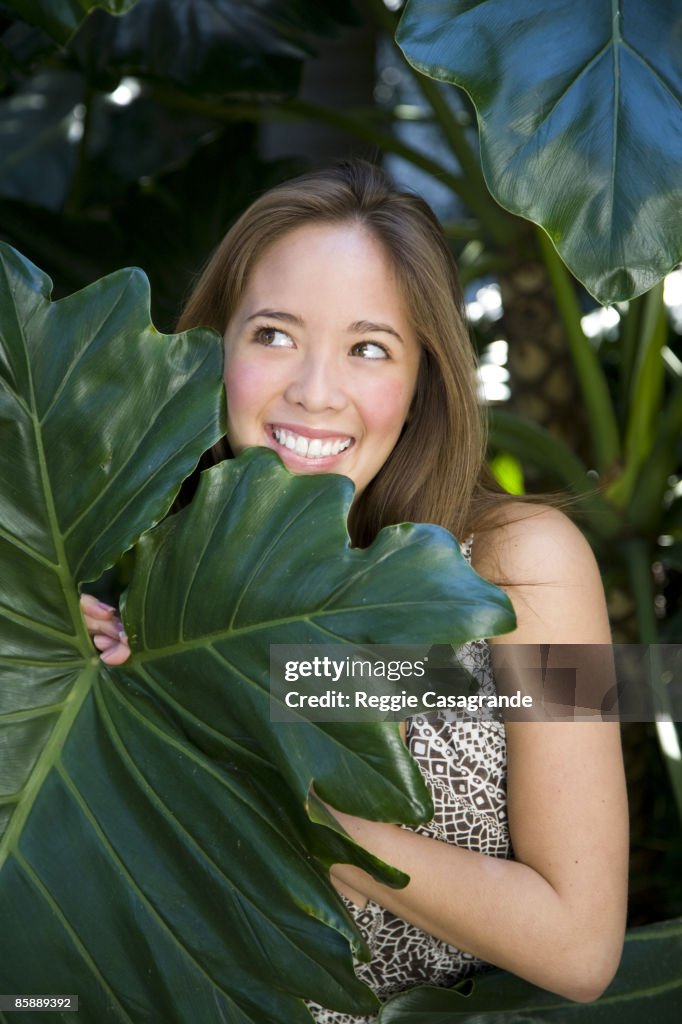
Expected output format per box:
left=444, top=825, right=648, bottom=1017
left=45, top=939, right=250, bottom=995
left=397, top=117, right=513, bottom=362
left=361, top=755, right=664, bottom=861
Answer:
left=255, top=327, right=294, bottom=347
left=351, top=341, right=389, bottom=360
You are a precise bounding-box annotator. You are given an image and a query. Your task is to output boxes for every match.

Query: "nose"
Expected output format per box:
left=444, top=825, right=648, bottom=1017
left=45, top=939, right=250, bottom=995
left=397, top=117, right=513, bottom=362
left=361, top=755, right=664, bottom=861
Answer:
left=284, top=350, right=347, bottom=412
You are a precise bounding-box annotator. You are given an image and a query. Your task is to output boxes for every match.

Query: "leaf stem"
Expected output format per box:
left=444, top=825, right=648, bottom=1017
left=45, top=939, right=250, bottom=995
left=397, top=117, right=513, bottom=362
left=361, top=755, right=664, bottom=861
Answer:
left=624, top=539, right=682, bottom=821
left=365, top=0, right=515, bottom=244
left=0, top=662, right=98, bottom=871
left=536, top=228, right=621, bottom=473
left=608, top=284, right=666, bottom=508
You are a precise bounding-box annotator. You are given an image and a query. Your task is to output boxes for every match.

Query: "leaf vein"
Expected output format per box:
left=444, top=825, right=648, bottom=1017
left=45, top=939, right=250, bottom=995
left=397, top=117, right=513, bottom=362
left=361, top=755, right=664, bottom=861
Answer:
left=0, top=521, right=58, bottom=570
left=621, top=39, right=682, bottom=111
left=56, top=753, right=242, bottom=1007
left=13, top=851, right=135, bottom=1023
left=71, top=418, right=212, bottom=577
left=96, top=682, right=339, bottom=978
left=227, top=488, right=324, bottom=631
left=37, top=282, right=130, bottom=426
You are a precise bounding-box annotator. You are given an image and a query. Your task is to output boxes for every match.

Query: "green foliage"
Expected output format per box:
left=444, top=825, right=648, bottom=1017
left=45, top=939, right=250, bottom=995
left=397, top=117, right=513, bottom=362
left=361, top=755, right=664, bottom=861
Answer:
left=3, top=0, right=139, bottom=45
left=397, top=0, right=682, bottom=303
left=1, top=0, right=680, bottom=1010
left=0, top=243, right=515, bottom=1018
left=0, top=0, right=355, bottom=328
left=67, top=0, right=359, bottom=95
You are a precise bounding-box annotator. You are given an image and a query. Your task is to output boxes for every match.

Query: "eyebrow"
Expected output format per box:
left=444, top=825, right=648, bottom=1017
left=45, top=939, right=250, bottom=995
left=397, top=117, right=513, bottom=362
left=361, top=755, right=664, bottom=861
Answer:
left=350, top=320, right=404, bottom=344
left=246, top=309, right=404, bottom=344
left=246, top=309, right=303, bottom=326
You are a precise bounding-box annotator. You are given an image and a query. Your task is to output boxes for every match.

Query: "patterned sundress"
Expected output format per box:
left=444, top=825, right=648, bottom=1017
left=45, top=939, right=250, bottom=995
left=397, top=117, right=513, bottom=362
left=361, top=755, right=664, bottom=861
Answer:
left=308, top=541, right=513, bottom=1023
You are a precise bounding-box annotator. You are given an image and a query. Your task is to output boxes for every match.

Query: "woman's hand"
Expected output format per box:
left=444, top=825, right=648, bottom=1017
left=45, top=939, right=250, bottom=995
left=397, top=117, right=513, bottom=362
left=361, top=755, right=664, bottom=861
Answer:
left=79, top=592, right=131, bottom=665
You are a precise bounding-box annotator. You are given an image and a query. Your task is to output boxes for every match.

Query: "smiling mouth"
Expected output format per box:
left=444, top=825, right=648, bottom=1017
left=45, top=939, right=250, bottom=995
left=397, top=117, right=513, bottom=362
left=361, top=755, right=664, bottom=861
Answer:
left=270, top=426, right=353, bottom=460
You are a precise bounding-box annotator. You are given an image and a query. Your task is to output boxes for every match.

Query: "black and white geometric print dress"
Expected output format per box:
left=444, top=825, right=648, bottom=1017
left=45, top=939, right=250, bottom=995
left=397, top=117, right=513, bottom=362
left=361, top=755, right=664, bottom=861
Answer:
left=307, top=540, right=513, bottom=1023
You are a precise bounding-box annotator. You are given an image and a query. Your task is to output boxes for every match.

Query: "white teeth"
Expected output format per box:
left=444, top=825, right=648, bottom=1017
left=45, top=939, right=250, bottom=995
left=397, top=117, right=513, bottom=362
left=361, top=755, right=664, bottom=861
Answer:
left=272, top=427, right=352, bottom=460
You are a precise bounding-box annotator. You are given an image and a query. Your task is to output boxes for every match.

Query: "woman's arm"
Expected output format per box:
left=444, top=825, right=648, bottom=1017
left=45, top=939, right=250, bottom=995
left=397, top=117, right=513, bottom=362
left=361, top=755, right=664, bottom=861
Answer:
left=329, top=506, right=629, bottom=1002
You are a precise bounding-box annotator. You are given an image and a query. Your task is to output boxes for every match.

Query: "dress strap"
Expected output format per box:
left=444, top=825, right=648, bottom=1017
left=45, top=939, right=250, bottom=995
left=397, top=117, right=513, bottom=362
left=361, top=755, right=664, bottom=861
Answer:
left=459, top=534, right=474, bottom=563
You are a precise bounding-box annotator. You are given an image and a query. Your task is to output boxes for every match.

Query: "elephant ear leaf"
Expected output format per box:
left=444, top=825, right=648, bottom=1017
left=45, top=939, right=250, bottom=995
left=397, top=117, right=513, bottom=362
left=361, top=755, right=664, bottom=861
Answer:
left=397, top=0, right=682, bottom=304
left=3, top=0, right=141, bottom=44
left=0, top=242, right=515, bottom=1020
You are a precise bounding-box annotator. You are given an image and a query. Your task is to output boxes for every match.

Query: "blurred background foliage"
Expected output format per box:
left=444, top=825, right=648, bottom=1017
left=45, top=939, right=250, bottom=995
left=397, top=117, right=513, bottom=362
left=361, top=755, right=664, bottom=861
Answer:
left=1, top=0, right=680, bottom=940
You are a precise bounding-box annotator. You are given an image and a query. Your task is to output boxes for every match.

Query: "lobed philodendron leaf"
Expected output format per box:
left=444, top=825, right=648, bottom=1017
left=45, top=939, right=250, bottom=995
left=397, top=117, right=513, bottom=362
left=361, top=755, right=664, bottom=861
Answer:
left=0, top=242, right=515, bottom=1021
left=397, top=0, right=682, bottom=304
left=3, top=0, right=140, bottom=44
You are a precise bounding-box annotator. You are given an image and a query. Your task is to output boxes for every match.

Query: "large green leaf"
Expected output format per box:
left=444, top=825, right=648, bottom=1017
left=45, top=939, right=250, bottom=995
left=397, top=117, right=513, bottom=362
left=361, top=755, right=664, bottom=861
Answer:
left=0, top=67, right=223, bottom=212
left=0, top=70, right=84, bottom=211
left=0, top=243, right=225, bottom=584
left=0, top=0, right=358, bottom=214
left=378, top=917, right=682, bottom=1022
left=0, top=243, right=515, bottom=1019
left=0, top=138, right=303, bottom=331
left=68, top=0, right=360, bottom=96
left=397, top=0, right=682, bottom=304
left=3, top=0, right=139, bottom=44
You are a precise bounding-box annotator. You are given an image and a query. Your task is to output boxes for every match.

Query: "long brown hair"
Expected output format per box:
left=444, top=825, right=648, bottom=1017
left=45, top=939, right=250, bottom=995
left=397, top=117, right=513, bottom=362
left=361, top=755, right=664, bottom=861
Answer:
left=177, top=160, right=509, bottom=545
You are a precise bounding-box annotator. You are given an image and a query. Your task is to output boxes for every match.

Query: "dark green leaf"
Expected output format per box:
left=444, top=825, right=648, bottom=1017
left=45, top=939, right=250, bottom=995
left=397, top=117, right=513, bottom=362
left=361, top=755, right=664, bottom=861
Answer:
left=0, top=244, right=515, bottom=1018
left=120, top=449, right=514, bottom=816
left=0, top=69, right=222, bottom=212
left=3, top=0, right=139, bottom=44
left=0, top=242, right=225, bottom=584
left=0, top=15, right=57, bottom=81
left=397, top=1, right=682, bottom=303
left=0, top=138, right=303, bottom=331
left=660, top=543, right=682, bottom=574
left=0, top=70, right=83, bottom=211
left=69, top=0, right=360, bottom=96
left=662, top=495, right=682, bottom=539
left=627, top=378, right=682, bottom=531
left=378, top=917, right=682, bottom=1022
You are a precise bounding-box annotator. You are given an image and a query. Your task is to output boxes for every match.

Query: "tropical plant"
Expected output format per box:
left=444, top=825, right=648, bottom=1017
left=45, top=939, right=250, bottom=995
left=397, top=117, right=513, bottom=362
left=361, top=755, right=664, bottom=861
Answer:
left=0, top=0, right=358, bottom=328
left=1, top=0, right=681, bottom=1014
left=0, top=242, right=514, bottom=1020
left=394, top=0, right=682, bottom=826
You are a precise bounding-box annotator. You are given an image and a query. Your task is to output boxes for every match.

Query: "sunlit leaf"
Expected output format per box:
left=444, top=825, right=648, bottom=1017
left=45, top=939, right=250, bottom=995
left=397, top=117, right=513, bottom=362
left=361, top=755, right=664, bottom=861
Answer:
left=397, top=0, right=682, bottom=303
left=0, top=242, right=515, bottom=1019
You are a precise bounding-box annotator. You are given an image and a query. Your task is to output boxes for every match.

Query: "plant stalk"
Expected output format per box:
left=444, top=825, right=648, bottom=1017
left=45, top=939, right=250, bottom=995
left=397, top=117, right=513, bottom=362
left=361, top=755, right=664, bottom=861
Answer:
left=624, top=539, right=682, bottom=824
left=536, top=228, right=621, bottom=474
left=364, top=0, right=516, bottom=246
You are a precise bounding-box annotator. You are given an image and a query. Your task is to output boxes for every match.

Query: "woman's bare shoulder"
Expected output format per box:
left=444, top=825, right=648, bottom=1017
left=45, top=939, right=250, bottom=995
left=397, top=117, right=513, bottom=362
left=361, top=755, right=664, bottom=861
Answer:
left=471, top=502, right=610, bottom=645
left=472, top=501, right=597, bottom=587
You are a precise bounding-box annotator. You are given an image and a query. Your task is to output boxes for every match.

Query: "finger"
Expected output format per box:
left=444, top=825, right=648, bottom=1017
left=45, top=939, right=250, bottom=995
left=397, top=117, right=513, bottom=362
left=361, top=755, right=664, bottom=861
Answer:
left=93, top=634, right=116, bottom=652
left=79, top=593, right=116, bottom=620
left=100, top=640, right=132, bottom=666
left=82, top=613, right=121, bottom=641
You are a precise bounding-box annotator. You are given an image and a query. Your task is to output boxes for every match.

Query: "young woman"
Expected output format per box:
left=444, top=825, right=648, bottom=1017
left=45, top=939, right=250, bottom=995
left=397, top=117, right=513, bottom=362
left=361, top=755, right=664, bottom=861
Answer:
left=81, top=161, right=628, bottom=1020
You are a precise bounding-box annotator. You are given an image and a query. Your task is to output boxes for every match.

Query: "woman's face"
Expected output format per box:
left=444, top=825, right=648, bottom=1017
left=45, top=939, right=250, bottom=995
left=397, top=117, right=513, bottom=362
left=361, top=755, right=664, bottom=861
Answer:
left=223, top=222, right=421, bottom=498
